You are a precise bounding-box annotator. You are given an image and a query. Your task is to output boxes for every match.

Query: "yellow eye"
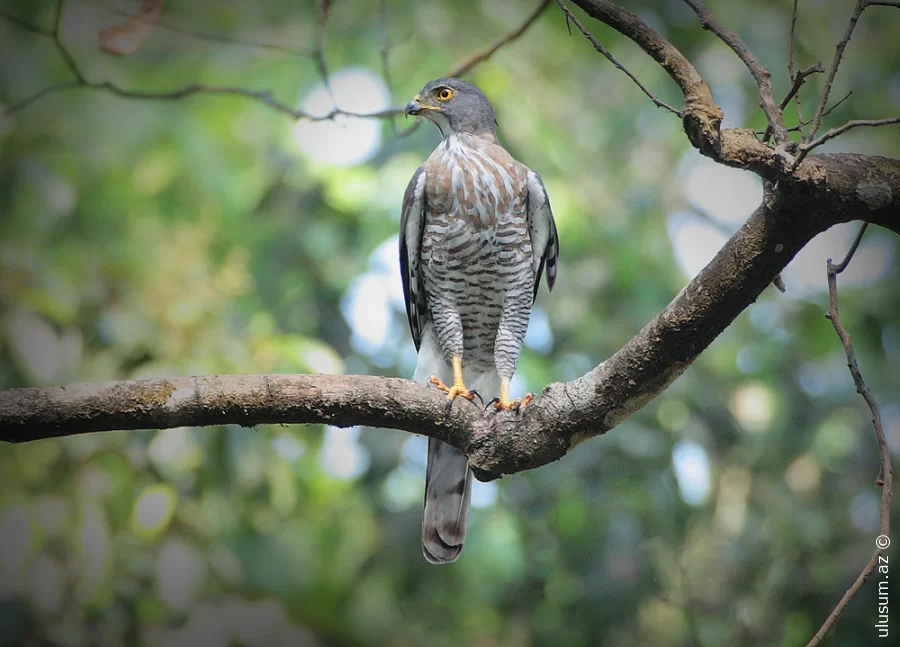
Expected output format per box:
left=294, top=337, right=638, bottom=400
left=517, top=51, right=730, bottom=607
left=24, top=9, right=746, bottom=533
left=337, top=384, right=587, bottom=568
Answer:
left=436, top=87, right=454, bottom=101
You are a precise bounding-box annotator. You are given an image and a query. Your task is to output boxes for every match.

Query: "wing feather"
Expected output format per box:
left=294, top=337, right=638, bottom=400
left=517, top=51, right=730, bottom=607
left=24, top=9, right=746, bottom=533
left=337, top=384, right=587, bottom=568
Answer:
left=526, top=170, right=559, bottom=301
left=399, top=166, right=428, bottom=350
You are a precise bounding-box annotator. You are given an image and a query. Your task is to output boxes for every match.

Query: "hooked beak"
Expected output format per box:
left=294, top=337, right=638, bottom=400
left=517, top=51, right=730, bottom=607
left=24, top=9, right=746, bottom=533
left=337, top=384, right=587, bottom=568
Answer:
left=405, top=95, right=438, bottom=117
left=404, top=99, right=421, bottom=116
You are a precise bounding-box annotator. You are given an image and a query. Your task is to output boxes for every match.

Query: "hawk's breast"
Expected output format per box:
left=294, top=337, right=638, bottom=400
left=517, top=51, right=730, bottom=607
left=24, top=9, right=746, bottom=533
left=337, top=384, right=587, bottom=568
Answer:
left=420, top=134, right=534, bottom=368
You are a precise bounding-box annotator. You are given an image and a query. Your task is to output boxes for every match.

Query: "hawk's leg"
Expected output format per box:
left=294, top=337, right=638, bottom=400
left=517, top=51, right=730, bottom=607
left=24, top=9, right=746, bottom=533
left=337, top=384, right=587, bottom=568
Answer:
left=488, top=378, right=533, bottom=412
left=430, top=356, right=482, bottom=413
left=487, top=292, right=533, bottom=413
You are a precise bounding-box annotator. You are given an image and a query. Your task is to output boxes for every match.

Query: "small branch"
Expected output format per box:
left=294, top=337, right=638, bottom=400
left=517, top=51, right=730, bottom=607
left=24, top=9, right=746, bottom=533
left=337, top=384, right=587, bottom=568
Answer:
left=780, top=63, right=824, bottom=111
left=52, top=0, right=85, bottom=83
left=0, top=8, right=51, bottom=35
left=313, top=0, right=333, bottom=100
left=787, top=0, right=799, bottom=80
left=85, top=0, right=312, bottom=56
left=799, top=117, right=900, bottom=155
left=863, top=0, right=900, bottom=7
left=806, top=0, right=867, bottom=142
left=787, top=0, right=806, bottom=135
left=8, top=81, right=82, bottom=113
left=762, top=62, right=824, bottom=142
left=831, top=221, right=869, bottom=273
left=808, top=223, right=893, bottom=646
left=447, top=0, right=551, bottom=78
left=0, top=0, right=547, bottom=124
left=8, top=79, right=404, bottom=120
left=555, top=0, right=682, bottom=117
left=378, top=0, right=419, bottom=138
left=682, top=0, right=787, bottom=143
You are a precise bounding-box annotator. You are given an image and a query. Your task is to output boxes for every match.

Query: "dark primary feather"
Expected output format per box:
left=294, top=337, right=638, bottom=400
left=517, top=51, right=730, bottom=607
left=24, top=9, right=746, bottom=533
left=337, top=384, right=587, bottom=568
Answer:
left=527, top=170, right=560, bottom=302
left=399, top=165, right=427, bottom=351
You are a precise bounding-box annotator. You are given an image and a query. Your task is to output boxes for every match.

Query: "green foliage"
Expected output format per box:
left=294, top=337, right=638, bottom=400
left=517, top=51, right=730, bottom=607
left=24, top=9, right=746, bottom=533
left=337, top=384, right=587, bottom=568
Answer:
left=1, top=0, right=899, bottom=645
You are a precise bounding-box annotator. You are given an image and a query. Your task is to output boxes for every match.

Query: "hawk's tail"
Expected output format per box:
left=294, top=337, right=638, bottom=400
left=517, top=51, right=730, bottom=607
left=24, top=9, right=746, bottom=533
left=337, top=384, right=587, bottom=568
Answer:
left=422, top=438, right=472, bottom=564
left=413, top=325, right=498, bottom=564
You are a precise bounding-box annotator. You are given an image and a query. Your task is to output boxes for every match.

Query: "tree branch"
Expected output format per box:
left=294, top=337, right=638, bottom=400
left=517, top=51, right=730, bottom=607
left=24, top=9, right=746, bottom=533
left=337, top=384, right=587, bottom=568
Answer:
left=681, top=0, right=787, bottom=144
left=555, top=0, right=682, bottom=116
left=806, top=0, right=867, bottom=143
left=787, top=0, right=804, bottom=135
left=448, top=0, right=552, bottom=78
left=85, top=0, right=312, bottom=56
left=807, top=223, right=893, bottom=646
left=780, top=63, right=824, bottom=111
left=0, top=0, right=550, bottom=119
left=3, top=151, right=898, bottom=478
left=761, top=63, right=824, bottom=143
left=799, top=117, right=900, bottom=154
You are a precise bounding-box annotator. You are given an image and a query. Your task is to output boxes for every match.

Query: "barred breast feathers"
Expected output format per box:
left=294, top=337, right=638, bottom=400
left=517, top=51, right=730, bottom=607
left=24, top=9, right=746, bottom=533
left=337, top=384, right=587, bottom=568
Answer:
left=423, top=134, right=528, bottom=232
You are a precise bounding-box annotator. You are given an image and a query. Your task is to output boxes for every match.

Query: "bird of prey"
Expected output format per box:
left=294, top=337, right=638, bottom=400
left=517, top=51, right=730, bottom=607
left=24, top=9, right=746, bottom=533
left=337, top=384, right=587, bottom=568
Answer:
left=400, top=78, right=559, bottom=563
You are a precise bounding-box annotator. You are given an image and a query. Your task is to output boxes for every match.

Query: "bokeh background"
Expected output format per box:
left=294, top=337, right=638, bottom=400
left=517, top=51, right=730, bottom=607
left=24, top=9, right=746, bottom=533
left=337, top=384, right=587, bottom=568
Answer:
left=1, top=0, right=899, bottom=645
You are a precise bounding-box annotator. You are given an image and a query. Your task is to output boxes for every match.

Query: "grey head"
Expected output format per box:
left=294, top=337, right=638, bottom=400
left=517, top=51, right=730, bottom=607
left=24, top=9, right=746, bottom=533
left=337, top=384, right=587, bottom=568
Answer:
left=405, top=78, right=496, bottom=137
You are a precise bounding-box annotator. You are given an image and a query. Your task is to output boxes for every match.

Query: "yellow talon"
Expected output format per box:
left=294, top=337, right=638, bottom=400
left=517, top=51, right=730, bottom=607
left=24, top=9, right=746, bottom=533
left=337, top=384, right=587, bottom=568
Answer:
left=430, top=356, right=477, bottom=408
left=491, top=380, right=533, bottom=411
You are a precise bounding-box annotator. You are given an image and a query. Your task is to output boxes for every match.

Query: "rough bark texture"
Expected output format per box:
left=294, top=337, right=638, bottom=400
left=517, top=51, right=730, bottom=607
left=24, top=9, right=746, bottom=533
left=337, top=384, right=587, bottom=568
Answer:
left=1, top=1, right=898, bottom=483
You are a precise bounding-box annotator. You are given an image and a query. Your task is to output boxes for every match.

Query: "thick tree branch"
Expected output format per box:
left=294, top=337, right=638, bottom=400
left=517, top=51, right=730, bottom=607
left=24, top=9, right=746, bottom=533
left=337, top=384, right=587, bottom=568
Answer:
left=570, top=0, right=900, bottom=181
left=3, top=152, right=898, bottom=479
left=568, top=0, right=797, bottom=177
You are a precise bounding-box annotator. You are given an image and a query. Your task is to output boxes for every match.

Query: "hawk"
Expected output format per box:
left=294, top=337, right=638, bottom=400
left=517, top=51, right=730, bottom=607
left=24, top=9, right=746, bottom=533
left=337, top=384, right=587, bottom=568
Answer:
left=400, top=78, right=559, bottom=563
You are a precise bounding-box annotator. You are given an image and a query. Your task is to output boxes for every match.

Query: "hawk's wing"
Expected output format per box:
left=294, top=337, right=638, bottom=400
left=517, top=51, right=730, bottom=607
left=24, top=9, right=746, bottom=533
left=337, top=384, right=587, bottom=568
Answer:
left=399, top=166, right=428, bottom=351
left=526, top=170, right=559, bottom=301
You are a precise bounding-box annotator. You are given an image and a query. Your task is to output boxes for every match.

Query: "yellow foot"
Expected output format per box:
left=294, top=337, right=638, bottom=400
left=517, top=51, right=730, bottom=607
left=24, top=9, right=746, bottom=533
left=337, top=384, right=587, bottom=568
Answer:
left=490, top=392, right=534, bottom=412
left=429, top=376, right=481, bottom=412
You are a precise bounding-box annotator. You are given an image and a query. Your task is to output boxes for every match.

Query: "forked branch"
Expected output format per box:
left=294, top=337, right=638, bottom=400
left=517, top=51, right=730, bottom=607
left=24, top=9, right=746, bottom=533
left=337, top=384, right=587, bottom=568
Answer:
left=1, top=0, right=551, bottom=119
left=806, top=224, right=894, bottom=646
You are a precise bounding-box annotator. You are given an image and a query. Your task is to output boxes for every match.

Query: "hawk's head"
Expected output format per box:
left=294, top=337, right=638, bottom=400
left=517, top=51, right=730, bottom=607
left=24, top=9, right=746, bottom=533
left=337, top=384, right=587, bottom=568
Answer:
left=405, top=78, right=496, bottom=137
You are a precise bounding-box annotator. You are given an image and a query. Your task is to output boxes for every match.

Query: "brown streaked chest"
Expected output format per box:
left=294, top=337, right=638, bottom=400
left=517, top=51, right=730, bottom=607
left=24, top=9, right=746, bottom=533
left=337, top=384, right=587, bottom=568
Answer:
left=422, top=134, right=528, bottom=230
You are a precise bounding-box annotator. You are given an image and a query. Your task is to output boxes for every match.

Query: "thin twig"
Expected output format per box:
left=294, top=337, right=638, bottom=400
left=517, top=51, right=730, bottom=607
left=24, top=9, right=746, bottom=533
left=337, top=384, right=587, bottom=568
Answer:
left=681, top=0, right=786, bottom=143
left=787, top=0, right=799, bottom=81
left=0, top=8, right=51, bottom=35
left=807, top=223, right=893, bottom=646
left=753, top=92, right=851, bottom=136
left=52, top=0, right=85, bottom=83
left=448, top=0, right=552, bottom=78
left=555, top=0, right=682, bottom=117
left=863, top=0, right=900, bottom=7
left=83, top=0, right=312, bottom=56
left=378, top=0, right=419, bottom=138
left=762, top=62, right=823, bottom=142
left=0, top=0, right=535, bottom=123
left=313, top=0, right=334, bottom=101
left=8, top=80, right=404, bottom=120
left=780, top=63, right=824, bottom=111
left=787, top=0, right=806, bottom=136
left=806, top=0, right=867, bottom=142
left=799, top=117, right=900, bottom=155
